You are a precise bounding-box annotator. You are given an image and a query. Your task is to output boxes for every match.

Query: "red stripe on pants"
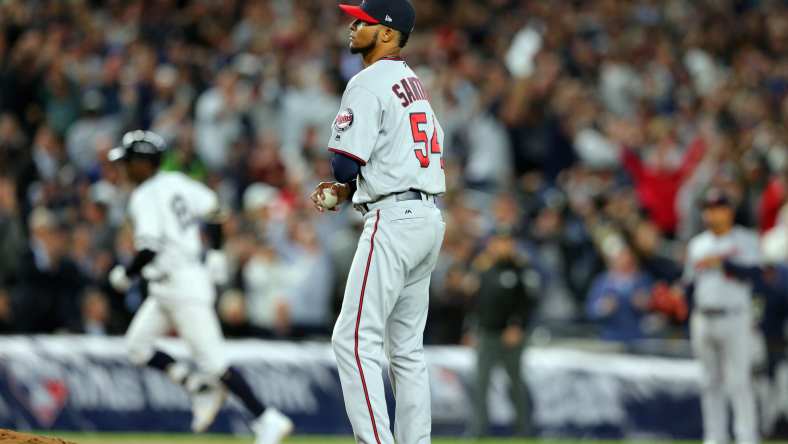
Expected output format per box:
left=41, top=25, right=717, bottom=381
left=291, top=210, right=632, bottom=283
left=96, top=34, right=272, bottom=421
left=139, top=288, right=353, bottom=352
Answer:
left=355, top=209, right=382, bottom=444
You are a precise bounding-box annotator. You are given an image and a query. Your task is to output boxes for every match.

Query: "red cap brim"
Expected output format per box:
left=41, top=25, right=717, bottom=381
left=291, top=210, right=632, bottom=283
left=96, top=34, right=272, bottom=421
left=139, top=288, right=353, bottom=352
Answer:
left=338, top=4, right=380, bottom=24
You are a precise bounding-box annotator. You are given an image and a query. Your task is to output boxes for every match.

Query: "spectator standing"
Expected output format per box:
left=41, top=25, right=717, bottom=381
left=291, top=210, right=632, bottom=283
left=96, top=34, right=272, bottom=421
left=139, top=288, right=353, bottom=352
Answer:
left=586, top=246, right=653, bottom=343
left=242, top=238, right=293, bottom=337
left=65, top=90, right=121, bottom=173
left=194, top=68, right=247, bottom=172
left=77, top=287, right=116, bottom=336
left=12, top=207, right=85, bottom=333
left=620, top=124, right=707, bottom=236
left=759, top=166, right=787, bottom=232
left=0, top=175, right=24, bottom=287
left=629, top=220, right=682, bottom=284
left=273, top=218, right=334, bottom=338
left=0, top=288, right=13, bottom=333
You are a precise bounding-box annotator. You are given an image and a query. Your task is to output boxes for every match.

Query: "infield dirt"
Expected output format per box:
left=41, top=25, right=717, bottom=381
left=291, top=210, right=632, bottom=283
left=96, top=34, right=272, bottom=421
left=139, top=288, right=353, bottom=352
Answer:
left=0, top=430, right=75, bottom=444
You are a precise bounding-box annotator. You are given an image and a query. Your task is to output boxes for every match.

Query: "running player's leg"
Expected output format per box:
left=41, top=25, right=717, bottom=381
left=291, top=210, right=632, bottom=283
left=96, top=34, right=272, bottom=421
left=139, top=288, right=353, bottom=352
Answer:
left=170, top=300, right=266, bottom=418
left=724, top=312, right=758, bottom=444
left=332, top=209, right=401, bottom=444
left=691, top=314, right=728, bottom=444
left=125, top=297, right=190, bottom=384
left=170, top=299, right=297, bottom=441
left=160, top=298, right=228, bottom=433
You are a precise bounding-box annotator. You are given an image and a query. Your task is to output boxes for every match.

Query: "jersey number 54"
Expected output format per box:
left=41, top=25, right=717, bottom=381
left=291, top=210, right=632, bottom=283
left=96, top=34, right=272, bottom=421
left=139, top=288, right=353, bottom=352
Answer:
left=409, top=112, right=444, bottom=169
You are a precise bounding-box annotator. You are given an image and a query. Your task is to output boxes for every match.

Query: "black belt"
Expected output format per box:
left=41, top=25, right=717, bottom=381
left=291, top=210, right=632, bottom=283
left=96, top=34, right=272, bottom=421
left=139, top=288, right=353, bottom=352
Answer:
left=355, top=189, right=435, bottom=215
left=698, top=307, right=737, bottom=317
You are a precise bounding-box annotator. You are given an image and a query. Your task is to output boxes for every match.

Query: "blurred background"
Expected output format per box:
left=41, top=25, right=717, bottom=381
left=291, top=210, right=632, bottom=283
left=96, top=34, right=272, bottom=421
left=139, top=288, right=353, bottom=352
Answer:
left=1, top=0, right=788, bottom=440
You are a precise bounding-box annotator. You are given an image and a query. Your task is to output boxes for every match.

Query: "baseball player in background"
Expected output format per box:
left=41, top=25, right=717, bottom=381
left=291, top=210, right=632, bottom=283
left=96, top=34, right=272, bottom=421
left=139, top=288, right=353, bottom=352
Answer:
left=107, top=130, right=292, bottom=444
left=310, top=0, right=446, bottom=442
left=683, top=189, right=760, bottom=444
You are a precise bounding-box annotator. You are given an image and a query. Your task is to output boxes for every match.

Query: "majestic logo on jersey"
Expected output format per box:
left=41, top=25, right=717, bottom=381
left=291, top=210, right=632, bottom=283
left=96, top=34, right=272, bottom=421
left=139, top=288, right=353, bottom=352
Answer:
left=334, top=108, right=354, bottom=132
left=385, top=14, right=393, bottom=22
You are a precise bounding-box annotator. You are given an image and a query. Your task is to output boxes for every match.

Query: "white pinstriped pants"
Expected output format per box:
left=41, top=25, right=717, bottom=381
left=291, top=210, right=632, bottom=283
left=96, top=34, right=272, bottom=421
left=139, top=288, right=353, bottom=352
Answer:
left=125, top=266, right=228, bottom=377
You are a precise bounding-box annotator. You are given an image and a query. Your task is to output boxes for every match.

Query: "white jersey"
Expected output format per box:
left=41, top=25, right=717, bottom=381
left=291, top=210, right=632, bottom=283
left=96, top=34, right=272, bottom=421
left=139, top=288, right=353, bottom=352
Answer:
left=327, top=56, right=446, bottom=204
left=128, top=171, right=218, bottom=279
left=684, top=226, right=760, bottom=310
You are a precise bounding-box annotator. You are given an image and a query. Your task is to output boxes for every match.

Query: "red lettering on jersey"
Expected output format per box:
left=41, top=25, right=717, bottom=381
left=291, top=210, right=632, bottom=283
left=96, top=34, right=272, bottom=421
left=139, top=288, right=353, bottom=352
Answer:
left=430, top=116, right=444, bottom=169
left=430, top=118, right=441, bottom=154
left=392, top=84, right=408, bottom=107
left=401, top=79, right=417, bottom=106
left=409, top=112, right=429, bottom=167
left=410, top=112, right=443, bottom=168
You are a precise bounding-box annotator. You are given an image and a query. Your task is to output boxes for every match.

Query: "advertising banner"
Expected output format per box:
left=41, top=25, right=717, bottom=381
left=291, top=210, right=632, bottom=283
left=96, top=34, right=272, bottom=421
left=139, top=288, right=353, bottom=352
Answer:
left=0, top=336, right=714, bottom=438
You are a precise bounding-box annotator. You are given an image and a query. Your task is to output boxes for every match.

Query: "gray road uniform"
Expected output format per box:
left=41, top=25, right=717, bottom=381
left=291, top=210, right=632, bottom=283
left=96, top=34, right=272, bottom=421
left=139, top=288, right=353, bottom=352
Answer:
left=685, top=227, right=761, bottom=444
left=328, top=56, right=446, bottom=444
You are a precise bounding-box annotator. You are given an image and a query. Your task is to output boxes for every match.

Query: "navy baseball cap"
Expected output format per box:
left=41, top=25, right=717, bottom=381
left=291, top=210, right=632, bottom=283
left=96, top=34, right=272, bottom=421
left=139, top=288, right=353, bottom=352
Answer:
left=338, top=0, right=416, bottom=35
left=702, top=188, right=732, bottom=208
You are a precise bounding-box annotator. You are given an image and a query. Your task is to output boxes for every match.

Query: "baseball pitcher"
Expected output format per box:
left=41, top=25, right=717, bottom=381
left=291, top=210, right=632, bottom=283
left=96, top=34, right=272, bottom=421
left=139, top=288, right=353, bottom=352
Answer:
left=310, top=1, right=446, bottom=442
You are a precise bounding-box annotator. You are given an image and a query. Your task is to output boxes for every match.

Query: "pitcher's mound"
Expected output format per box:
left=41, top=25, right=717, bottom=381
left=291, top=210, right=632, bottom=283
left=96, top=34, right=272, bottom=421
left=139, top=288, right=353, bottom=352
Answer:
left=0, top=430, right=75, bottom=444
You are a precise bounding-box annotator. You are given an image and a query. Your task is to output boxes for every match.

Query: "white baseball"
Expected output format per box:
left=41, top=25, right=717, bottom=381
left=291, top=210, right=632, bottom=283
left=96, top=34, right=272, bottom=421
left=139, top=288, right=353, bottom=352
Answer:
left=320, top=188, right=338, bottom=209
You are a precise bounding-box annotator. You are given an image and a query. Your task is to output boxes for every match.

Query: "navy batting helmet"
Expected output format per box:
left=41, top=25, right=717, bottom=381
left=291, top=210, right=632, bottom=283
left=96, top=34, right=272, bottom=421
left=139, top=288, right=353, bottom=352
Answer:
left=108, top=130, right=166, bottom=165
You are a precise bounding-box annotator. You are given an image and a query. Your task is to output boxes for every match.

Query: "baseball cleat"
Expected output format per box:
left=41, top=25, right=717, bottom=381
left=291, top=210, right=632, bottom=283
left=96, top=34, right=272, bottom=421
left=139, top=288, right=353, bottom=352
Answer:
left=190, top=383, right=227, bottom=433
left=252, top=408, right=294, bottom=444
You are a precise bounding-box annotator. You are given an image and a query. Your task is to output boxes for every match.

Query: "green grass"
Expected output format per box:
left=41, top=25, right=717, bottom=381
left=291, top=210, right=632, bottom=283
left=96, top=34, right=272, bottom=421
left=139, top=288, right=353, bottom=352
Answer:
left=40, top=433, right=726, bottom=444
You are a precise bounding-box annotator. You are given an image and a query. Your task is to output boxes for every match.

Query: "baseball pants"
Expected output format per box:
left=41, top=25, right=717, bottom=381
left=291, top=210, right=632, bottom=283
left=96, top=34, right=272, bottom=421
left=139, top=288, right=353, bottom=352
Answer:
left=126, top=274, right=228, bottom=378
left=691, top=310, right=758, bottom=444
left=332, top=200, right=445, bottom=444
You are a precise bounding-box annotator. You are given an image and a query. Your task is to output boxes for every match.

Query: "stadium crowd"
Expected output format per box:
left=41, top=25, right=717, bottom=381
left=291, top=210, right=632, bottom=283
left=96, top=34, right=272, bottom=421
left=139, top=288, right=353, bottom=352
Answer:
left=1, top=0, right=787, bottom=349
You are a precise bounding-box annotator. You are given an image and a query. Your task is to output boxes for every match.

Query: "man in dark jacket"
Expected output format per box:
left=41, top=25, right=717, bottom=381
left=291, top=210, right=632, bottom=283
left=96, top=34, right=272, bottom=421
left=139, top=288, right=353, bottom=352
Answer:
left=469, top=226, right=536, bottom=436
left=12, top=207, right=85, bottom=333
left=0, top=175, right=24, bottom=289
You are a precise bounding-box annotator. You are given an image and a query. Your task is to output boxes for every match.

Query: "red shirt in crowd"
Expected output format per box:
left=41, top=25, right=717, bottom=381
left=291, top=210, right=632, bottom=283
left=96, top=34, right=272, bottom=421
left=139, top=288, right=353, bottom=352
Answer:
left=622, top=137, right=706, bottom=235
left=759, top=178, right=785, bottom=232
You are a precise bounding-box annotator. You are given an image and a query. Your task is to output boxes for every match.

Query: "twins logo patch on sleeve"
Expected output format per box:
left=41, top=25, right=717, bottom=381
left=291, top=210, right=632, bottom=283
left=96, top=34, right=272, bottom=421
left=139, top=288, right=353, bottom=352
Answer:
left=334, top=108, right=354, bottom=132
